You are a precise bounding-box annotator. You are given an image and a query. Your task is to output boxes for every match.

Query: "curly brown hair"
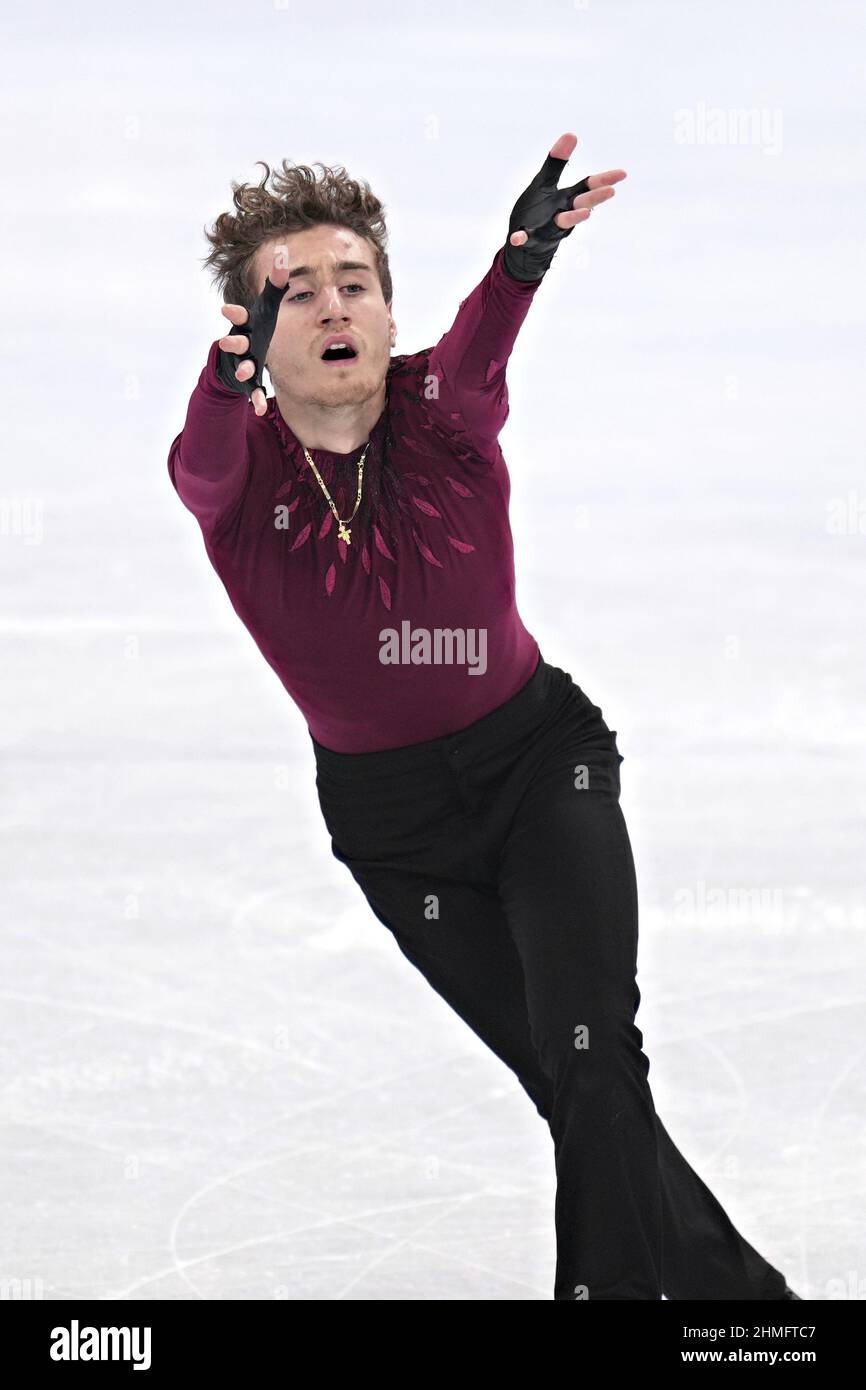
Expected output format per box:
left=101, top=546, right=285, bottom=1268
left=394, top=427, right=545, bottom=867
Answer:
left=201, top=159, right=393, bottom=314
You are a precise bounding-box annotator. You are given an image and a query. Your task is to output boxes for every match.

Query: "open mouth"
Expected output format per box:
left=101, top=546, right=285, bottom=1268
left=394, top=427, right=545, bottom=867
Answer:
left=320, top=343, right=359, bottom=364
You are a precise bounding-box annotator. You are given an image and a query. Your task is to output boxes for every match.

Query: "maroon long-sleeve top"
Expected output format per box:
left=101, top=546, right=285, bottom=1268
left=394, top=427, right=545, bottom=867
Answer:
left=167, top=244, right=544, bottom=752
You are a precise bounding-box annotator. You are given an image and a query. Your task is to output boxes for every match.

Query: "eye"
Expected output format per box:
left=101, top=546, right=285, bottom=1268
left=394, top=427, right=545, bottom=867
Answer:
left=286, top=283, right=365, bottom=303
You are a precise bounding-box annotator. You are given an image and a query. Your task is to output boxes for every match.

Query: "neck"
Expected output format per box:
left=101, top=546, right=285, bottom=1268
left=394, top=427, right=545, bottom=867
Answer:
left=275, top=381, right=387, bottom=455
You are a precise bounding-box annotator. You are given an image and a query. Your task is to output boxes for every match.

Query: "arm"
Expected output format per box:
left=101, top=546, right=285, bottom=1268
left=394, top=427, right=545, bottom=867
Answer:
left=168, top=252, right=290, bottom=536
left=425, top=132, right=626, bottom=464
left=167, top=339, right=252, bottom=537
left=424, top=245, right=543, bottom=463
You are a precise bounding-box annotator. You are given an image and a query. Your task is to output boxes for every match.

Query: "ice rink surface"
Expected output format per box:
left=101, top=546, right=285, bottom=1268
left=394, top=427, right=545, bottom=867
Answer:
left=2, top=0, right=864, bottom=1299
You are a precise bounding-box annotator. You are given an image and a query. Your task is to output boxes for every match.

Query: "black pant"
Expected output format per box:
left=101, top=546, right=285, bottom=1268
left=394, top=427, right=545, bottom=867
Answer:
left=310, top=653, right=788, bottom=1300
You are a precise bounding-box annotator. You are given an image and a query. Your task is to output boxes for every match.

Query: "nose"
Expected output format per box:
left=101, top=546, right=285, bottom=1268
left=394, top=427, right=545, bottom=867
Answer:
left=319, top=283, right=348, bottom=319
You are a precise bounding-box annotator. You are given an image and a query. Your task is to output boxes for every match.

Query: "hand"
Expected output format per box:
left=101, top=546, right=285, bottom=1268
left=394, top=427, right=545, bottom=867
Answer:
left=503, top=132, right=627, bottom=282
left=216, top=245, right=291, bottom=415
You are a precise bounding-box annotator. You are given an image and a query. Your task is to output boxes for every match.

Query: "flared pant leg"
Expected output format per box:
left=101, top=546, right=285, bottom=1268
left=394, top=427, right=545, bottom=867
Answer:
left=311, top=659, right=788, bottom=1300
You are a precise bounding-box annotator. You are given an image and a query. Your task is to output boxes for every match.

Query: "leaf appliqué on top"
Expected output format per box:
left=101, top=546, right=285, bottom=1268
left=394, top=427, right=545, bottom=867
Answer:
left=445, top=475, right=475, bottom=498
left=373, top=524, right=395, bottom=562
left=412, top=528, right=443, bottom=568
left=412, top=496, right=442, bottom=518
left=290, top=522, right=312, bottom=551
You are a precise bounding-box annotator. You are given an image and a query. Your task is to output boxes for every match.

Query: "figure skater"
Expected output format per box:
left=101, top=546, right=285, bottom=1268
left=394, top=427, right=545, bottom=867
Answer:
left=167, top=133, right=800, bottom=1300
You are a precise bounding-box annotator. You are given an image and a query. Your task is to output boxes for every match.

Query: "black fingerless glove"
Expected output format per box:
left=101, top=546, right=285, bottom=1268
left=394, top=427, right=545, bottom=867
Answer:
left=502, top=152, right=590, bottom=283
left=216, top=275, right=287, bottom=398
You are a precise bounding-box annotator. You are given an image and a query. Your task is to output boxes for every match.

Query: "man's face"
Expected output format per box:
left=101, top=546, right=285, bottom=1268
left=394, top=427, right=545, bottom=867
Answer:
left=250, top=224, right=396, bottom=409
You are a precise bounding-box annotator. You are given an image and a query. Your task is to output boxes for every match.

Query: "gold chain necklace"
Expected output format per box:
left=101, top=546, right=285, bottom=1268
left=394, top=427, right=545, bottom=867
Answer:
left=302, top=442, right=369, bottom=545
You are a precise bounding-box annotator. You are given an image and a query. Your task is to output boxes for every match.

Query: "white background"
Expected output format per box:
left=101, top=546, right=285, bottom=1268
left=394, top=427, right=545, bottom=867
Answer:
left=1, top=0, right=864, bottom=1299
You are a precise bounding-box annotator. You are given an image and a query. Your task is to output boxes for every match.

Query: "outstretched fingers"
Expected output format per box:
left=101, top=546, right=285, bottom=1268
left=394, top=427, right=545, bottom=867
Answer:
left=554, top=183, right=619, bottom=230
left=565, top=171, right=627, bottom=211
left=219, top=303, right=251, bottom=360
left=581, top=168, right=628, bottom=190
left=547, top=131, right=579, bottom=162
left=232, top=361, right=267, bottom=415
